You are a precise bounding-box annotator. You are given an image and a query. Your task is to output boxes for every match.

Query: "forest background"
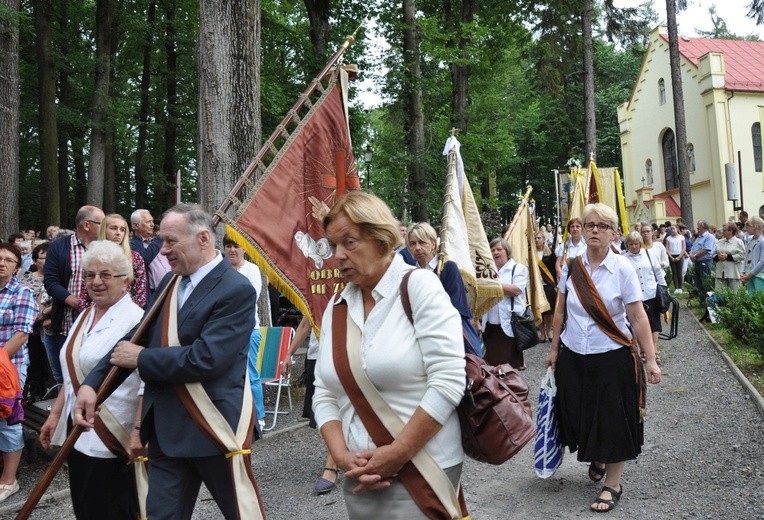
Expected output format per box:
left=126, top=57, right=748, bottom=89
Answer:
left=0, top=0, right=761, bottom=240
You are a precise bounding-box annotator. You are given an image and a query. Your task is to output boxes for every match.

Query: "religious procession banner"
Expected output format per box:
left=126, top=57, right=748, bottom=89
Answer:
left=222, top=65, right=359, bottom=334
left=505, top=193, right=550, bottom=323
left=439, top=136, right=503, bottom=318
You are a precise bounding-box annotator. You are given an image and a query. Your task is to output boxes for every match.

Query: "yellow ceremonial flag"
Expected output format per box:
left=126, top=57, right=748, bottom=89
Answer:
left=507, top=203, right=550, bottom=323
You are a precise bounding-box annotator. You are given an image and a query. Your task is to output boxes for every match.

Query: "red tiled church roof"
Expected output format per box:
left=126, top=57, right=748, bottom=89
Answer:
left=659, top=34, right=764, bottom=92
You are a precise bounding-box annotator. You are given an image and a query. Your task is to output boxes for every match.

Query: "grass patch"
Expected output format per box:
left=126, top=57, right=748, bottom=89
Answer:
left=689, top=301, right=764, bottom=396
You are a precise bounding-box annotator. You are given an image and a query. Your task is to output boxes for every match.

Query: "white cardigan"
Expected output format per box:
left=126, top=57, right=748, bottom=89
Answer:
left=313, top=256, right=466, bottom=469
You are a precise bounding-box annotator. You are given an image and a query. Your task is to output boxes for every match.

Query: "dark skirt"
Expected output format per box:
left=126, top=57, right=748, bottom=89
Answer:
left=555, top=345, right=643, bottom=463
left=302, top=358, right=317, bottom=429
left=483, top=323, right=524, bottom=369
left=67, top=448, right=139, bottom=520
left=643, top=297, right=663, bottom=333
left=542, top=283, right=557, bottom=318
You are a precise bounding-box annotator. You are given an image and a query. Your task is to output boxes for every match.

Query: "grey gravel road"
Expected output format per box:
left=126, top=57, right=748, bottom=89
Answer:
left=3, top=302, right=763, bottom=519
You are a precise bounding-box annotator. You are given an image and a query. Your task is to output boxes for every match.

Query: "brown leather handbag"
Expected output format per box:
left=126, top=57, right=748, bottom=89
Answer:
left=458, top=354, right=535, bottom=464
left=401, top=271, right=536, bottom=465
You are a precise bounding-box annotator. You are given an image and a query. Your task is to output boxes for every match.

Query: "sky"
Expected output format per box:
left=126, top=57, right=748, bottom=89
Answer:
left=616, top=0, right=763, bottom=38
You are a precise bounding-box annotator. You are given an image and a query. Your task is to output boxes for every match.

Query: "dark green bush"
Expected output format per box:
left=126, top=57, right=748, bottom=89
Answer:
left=711, top=288, right=764, bottom=357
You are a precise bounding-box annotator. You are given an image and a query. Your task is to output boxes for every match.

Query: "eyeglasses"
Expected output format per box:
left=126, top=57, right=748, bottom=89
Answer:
left=0, top=258, right=18, bottom=265
left=583, top=222, right=612, bottom=232
left=86, top=220, right=102, bottom=226
left=84, top=272, right=127, bottom=281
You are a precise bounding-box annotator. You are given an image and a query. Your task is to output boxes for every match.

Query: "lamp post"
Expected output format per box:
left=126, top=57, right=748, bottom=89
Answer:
left=364, top=144, right=373, bottom=191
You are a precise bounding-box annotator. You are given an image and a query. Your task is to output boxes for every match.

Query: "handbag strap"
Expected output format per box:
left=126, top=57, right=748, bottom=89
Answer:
left=331, top=300, right=468, bottom=519
left=643, top=248, right=660, bottom=284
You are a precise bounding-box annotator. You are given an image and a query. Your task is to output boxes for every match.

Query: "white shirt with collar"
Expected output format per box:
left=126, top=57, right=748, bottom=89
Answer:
left=313, top=255, right=466, bottom=469
left=482, top=259, right=528, bottom=337
left=558, top=249, right=642, bottom=355
left=179, top=251, right=224, bottom=307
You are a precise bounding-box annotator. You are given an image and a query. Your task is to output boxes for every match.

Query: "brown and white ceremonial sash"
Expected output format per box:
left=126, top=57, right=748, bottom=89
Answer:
left=63, top=306, right=149, bottom=520
left=568, top=256, right=647, bottom=419
left=332, top=301, right=469, bottom=520
left=161, top=276, right=264, bottom=520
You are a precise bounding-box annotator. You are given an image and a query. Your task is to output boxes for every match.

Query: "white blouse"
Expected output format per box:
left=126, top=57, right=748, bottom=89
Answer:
left=313, top=255, right=466, bottom=469
left=558, top=250, right=642, bottom=355
left=53, top=293, right=144, bottom=458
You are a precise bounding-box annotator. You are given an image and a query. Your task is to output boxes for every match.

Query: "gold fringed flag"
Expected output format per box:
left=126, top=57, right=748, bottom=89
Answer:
left=506, top=198, right=550, bottom=323
left=222, top=66, right=359, bottom=333
left=439, top=136, right=502, bottom=317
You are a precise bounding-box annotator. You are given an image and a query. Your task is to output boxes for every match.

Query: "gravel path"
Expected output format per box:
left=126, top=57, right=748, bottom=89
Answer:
left=3, top=302, right=763, bottom=519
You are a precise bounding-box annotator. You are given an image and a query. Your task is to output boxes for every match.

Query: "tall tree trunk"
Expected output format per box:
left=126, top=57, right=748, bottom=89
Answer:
left=402, top=0, right=426, bottom=222
left=197, top=1, right=261, bottom=217
left=102, top=11, right=119, bottom=214
left=163, top=1, right=178, bottom=210
left=0, top=0, right=20, bottom=239
left=135, top=0, right=156, bottom=211
left=87, top=0, right=112, bottom=207
left=449, top=0, right=472, bottom=133
left=34, top=0, right=60, bottom=228
left=56, top=4, right=71, bottom=223
left=582, top=0, right=596, bottom=162
left=303, top=0, right=330, bottom=64
left=666, top=0, right=693, bottom=224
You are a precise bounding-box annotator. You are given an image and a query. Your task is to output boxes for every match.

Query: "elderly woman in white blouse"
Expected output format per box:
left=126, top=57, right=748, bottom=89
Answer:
left=623, top=231, right=667, bottom=364
left=40, top=241, right=145, bottom=520
left=313, top=192, right=466, bottom=519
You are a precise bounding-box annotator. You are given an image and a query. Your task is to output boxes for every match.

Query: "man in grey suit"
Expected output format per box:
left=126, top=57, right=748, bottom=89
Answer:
left=74, top=204, right=260, bottom=520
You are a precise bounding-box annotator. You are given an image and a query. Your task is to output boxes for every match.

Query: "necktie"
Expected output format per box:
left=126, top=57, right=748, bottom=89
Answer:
left=178, top=276, right=191, bottom=309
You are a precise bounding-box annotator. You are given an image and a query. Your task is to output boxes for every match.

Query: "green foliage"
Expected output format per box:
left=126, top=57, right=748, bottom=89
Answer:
left=711, top=288, right=764, bottom=357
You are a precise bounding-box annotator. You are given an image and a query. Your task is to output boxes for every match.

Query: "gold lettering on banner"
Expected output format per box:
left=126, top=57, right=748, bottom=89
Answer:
left=311, top=284, right=326, bottom=295
left=333, top=282, right=346, bottom=293
left=309, top=268, right=344, bottom=281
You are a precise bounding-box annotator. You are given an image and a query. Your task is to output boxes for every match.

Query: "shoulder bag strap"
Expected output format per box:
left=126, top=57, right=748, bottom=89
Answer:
left=160, top=276, right=265, bottom=520
left=334, top=291, right=468, bottom=519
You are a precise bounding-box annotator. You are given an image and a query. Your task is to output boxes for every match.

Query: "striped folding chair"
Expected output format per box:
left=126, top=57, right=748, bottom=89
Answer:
left=256, top=326, right=295, bottom=431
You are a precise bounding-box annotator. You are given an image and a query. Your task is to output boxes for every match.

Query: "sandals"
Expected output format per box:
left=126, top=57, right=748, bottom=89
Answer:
left=591, top=485, right=623, bottom=513
left=314, top=467, right=339, bottom=495
left=588, top=462, right=606, bottom=482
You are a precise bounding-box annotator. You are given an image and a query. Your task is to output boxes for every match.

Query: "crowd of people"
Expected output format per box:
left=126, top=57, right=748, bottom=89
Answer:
left=0, top=196, right=760, bottom=518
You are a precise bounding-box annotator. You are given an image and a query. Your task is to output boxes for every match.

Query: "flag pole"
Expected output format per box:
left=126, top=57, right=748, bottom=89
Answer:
left=436, top=146, right=459, bottom=275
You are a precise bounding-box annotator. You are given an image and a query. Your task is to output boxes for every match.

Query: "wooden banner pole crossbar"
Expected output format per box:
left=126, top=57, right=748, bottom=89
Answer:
left=216, top=22, right=364, bottom=221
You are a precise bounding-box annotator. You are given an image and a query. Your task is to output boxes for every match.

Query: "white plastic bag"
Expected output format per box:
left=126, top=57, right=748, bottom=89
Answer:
left=534, top=367, right=563, bottom=478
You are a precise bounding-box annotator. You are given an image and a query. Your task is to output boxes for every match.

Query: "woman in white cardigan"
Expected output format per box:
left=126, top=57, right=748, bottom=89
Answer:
left=39, top=241, right=145, bottom=519
left=313, top=192, right=466, bottom=519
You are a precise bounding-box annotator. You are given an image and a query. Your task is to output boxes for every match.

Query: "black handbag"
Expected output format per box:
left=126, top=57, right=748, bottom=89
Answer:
left=645, top=249, right=671, bottom=313
left=511, top=302, right=539, bottom=351
left=508, top=264, right=539, bottom=351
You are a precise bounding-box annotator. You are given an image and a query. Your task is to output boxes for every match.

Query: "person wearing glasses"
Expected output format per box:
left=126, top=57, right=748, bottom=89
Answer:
left=78, top=214, right=148, bottom=311
left=640, top=223, right=669, bottom=269
left=43, top=205, right=105, bottom=385
left=40, top=241, right=146, bottom=519
left=0, top=243, right=38, bottom=503
left=546, top=204, right=661, bottom=513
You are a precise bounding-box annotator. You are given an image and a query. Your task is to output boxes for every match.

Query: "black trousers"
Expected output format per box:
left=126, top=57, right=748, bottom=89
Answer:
left=67, top=448, right=138, bottom=520
left=146, top=428, right=240, bottom=520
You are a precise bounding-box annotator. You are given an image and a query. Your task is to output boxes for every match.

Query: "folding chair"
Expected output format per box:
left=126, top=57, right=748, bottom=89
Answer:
left=256, top=326, right=294, bottom=431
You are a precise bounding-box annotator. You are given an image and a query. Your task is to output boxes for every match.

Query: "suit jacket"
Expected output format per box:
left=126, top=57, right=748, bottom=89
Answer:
left=43, top=234, right=76, bottom=335
left=713, top=236, right=746, bottom=280
left=84, top=257, right=256, bottom=457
